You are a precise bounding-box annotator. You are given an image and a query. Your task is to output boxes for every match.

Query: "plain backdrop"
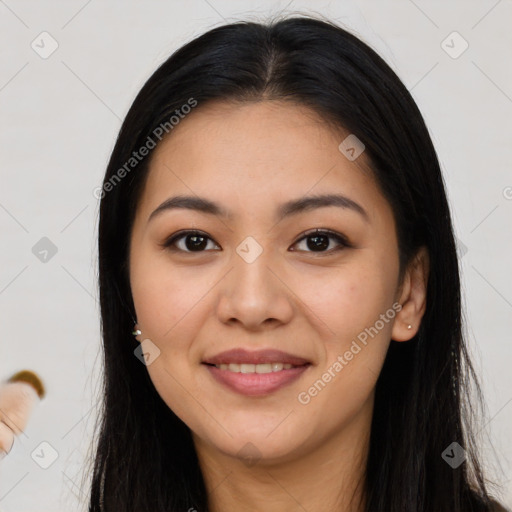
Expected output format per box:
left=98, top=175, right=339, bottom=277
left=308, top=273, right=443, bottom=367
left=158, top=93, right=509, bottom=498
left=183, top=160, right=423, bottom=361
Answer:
left=0, top=1, right=511, bottom=510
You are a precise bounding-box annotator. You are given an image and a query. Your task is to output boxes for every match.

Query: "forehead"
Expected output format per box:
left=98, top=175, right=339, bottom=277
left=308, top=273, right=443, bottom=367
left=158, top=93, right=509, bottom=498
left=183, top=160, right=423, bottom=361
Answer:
left=135, top=100, right=391, bottom=226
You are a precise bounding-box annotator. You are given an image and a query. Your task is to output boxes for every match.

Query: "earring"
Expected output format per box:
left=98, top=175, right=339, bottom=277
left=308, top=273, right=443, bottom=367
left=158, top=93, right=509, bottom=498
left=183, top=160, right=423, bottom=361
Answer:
left=132, top=324, right=142, bottom=337
left=407, top=324, right=412, bottom=330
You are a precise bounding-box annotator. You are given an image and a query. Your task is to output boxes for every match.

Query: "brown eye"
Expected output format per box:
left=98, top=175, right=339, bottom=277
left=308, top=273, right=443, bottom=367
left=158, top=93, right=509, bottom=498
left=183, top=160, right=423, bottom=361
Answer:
left=162, top=228, right=350, bottom=255
left=291, top=229, right=350, bottom=254
left=163, top=230, right=220, bottom=253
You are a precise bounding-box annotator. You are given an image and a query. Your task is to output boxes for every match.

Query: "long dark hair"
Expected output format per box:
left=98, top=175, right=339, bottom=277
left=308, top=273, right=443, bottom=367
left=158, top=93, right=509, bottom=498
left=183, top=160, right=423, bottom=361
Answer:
left=87, top=14, right=501, bottom=511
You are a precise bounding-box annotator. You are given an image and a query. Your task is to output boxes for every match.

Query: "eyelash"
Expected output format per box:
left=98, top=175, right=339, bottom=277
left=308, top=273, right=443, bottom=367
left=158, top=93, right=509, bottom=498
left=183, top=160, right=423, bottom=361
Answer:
left=161, top=228, right=351, bottom=255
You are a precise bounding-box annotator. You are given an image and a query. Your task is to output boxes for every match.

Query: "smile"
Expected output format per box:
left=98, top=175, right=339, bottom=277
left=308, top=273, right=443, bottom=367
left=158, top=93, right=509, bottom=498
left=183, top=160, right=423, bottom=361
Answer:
left=213, top=362, right=295, bottom=373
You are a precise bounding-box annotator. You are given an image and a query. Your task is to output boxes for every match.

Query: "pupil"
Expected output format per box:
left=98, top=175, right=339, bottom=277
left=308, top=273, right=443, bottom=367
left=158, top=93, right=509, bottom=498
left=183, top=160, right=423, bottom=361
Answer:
left=308, top=234, right=328, bottom=251
left=186, top=234, right=207, bottom=251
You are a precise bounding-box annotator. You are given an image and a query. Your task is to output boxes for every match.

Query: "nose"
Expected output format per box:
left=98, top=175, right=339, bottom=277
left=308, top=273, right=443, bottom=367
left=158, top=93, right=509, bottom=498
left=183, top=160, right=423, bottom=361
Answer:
left=215, top=246, right=294, bottom=331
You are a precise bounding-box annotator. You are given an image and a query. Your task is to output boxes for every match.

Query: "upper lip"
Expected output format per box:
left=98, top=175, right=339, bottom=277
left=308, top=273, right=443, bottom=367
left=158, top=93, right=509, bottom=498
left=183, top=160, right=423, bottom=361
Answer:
left=202, top=348, right=311, bottom=366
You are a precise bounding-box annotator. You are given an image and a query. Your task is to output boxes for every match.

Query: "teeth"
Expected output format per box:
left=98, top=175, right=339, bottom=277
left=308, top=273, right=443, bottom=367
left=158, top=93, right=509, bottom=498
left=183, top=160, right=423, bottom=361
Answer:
left=216, top=363, right=294, bottom=373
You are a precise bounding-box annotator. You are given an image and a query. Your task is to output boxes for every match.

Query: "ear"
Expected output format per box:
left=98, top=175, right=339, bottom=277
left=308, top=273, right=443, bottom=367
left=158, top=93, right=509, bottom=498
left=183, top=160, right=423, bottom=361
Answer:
left=391, top=246, right=429, bottom=342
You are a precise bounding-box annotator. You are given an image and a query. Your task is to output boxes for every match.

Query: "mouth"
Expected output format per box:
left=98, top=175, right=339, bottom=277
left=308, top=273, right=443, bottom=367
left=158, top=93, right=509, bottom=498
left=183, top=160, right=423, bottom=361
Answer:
left=202, top=348, right=312, bottom=396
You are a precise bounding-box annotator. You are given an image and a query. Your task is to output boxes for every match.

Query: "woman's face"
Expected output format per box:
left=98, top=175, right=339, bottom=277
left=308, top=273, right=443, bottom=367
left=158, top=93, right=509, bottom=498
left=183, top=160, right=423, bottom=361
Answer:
left=129, top=100, right=417, bottom=465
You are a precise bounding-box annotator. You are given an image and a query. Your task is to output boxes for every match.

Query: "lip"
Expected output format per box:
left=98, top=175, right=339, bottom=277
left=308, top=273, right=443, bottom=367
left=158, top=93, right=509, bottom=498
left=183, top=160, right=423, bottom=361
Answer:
left=204, top=364, right=310, bottom=396
left=202, top=348, right=311, bottom=396
left=202, top=348, right=310, bottom=366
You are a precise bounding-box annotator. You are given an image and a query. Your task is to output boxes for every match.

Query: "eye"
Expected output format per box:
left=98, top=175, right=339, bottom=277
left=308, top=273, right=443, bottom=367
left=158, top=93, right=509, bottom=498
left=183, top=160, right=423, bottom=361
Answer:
left=162, top=228, right=350, bottom=255
left=162, top=230, right=220, bottom=253
left=291, top=229, right=350, bottom=254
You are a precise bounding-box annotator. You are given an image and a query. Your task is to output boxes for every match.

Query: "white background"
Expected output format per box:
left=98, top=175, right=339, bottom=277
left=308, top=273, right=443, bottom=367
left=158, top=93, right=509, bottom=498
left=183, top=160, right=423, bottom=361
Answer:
left=0, top=1, right=511, bottom=510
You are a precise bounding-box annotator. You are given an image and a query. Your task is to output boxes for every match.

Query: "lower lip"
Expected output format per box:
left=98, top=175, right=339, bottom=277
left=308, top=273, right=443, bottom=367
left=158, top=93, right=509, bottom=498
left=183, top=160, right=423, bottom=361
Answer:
left=203, top=364, right=310, bottom=396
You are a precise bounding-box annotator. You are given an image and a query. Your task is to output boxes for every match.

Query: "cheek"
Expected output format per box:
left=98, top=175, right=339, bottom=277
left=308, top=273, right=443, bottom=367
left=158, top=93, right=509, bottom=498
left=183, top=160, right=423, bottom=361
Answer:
left=298, top=261, right=397, bottom=341
left=130, top=252, right=213, bottom=341
left=130, top=258, right=205, bottom=419
left=298, top=256, right=398, bottom=408
left=295, top=267, right=396, bottom=434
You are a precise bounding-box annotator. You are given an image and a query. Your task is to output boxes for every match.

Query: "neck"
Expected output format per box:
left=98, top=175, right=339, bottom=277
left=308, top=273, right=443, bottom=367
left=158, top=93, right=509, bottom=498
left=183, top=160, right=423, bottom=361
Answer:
left=193, top=396, right=373, bottom=512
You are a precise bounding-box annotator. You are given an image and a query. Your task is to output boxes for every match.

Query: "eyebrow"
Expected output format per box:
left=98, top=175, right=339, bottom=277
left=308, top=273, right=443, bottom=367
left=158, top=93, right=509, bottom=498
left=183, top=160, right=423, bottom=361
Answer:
left=147, top=193, right=369, bottom=224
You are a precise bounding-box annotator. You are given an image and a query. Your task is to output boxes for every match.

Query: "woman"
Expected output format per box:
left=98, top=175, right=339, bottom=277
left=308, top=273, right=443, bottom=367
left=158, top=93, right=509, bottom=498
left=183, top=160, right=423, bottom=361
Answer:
left=87, top=14, right=507, bottom=512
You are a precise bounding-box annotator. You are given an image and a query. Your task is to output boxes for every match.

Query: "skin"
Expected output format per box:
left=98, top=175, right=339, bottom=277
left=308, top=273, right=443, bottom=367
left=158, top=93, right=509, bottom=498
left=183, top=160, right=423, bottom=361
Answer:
left=129, top=100, right=429, bottom=512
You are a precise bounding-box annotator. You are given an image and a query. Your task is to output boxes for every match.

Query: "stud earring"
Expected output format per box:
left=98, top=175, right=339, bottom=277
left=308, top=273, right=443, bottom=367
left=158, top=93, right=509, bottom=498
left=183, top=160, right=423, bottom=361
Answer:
left=407, top=324, right=412, bottom=330
left=132, top=324, right=142, bottom=337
